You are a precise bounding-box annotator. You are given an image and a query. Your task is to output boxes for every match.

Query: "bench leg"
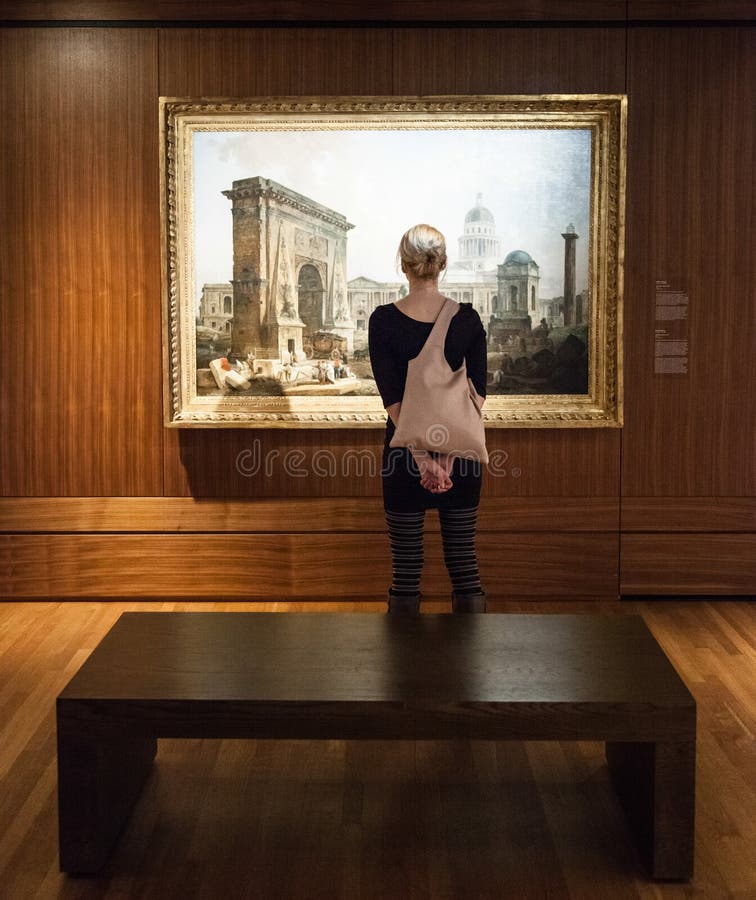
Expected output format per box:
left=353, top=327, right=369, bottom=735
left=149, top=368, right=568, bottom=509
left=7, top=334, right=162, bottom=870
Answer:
left=57, top=726, right=157, bottom=874
left=605, top=739, right=695, bottom=880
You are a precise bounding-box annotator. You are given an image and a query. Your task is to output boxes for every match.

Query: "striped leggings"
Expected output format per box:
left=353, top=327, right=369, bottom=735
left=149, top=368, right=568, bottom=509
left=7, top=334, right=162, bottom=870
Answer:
left=384, top=506, right=482, bottom=597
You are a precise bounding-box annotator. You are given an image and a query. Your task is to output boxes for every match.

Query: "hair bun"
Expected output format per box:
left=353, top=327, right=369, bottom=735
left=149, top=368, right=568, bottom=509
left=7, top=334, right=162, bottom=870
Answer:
left=397, top=224, right=447, bottom=281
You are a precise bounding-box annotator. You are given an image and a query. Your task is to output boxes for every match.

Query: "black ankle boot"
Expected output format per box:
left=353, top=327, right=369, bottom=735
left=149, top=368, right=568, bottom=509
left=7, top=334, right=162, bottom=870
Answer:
left=451, top=590, right=487, bottom=613
left=387, top=589, right=422, bottom=614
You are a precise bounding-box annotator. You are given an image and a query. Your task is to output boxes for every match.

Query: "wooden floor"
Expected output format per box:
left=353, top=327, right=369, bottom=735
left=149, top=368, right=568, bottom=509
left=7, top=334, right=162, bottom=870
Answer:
left=1, top=598, right=754, bottom=899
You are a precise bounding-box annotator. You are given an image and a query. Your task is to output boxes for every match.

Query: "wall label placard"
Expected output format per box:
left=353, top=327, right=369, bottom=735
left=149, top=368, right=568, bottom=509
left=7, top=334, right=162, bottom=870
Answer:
left=655, top=280, right=689, bottom=374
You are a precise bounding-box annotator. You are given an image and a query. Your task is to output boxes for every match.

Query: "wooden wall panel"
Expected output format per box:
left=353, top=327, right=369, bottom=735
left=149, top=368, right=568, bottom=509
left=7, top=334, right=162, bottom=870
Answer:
left=1, top=1, right=629, bottom=23
left=622, top=497, right=756, bottom=531
left=1, top=531, right=618, bottom=599
left=162, top=427, right=620, bottom=498
left=0, top=28, right=163, bottom=497
left=6, top=1, right=753, bottom=21
left=0, top=32, right=26, bottom=493
left=158, top=26, right=394, bottom=99
left=391, top=26, right=626, bottom=95
left=623, top=26, right=755, bottom=498
left=627, top=2, right=756, bottom=19
left=0, top=496, right=619, bottom=533
left=621, top=534, right=756, bottom=595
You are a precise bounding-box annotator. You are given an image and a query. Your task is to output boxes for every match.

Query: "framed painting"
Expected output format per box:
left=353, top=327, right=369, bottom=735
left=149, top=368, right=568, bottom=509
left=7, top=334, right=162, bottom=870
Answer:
left=160, top=95, right=625, bottom=428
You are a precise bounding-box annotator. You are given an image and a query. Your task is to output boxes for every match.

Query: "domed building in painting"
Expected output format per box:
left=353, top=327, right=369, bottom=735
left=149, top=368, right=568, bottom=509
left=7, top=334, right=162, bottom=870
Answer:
left=504, top=249, right=534, bottom=265
left=496, top=248, right=541, bottom=317
left=443, top=194, right=502, bottom=323
left=456, top=194, right=502, bottom=273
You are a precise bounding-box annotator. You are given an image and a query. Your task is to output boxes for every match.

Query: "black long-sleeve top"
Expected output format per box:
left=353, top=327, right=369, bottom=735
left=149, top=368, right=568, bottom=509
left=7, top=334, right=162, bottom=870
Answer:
left=368, top=300, right=488, bottom=444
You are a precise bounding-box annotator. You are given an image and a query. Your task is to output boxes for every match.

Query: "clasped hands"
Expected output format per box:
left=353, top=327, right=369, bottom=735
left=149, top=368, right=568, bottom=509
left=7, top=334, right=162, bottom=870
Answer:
left=410, top=449, right=454, bottom=494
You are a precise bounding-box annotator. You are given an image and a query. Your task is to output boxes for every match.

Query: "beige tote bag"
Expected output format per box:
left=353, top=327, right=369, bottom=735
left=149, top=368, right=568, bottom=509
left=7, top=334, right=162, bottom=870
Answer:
left=389, top=297, right=489, bottom=464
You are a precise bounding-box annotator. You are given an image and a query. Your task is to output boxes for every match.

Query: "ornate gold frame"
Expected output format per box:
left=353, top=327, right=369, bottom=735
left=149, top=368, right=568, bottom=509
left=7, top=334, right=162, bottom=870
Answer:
left=160, top=95, right=625, bottom=428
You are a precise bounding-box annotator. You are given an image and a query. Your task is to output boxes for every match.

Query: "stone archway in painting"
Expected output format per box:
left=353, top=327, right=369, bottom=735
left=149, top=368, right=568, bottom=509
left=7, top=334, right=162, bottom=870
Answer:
left=222, top=176, right=354, bottom=359
left=298, top=264, right=326, bottom=335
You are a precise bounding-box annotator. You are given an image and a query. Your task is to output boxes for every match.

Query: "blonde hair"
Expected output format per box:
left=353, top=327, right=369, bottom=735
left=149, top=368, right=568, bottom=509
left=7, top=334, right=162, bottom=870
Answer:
left=397, top=224, right=447, bottom=280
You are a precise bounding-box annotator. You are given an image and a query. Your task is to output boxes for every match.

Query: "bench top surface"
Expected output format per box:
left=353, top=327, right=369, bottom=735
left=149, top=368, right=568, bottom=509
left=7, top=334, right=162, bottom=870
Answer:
left=59, top=612, right=695, bottom=709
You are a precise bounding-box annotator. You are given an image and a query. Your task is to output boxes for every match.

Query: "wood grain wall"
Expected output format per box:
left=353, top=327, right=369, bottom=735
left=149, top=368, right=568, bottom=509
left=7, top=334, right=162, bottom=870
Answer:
left=0, top=15, right=753, bottom=600
left=621, top=24, right=755, bottom=595
left=2, top=1, right=753, bottom=22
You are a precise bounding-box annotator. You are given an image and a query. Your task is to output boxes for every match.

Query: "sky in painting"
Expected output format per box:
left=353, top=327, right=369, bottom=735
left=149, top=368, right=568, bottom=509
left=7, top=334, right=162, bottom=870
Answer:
left=193, top=127, right=591, bottom=305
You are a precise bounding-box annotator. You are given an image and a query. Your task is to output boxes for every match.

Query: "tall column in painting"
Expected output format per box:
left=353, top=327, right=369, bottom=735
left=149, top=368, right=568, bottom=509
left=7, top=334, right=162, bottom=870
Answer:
left=561, top=223, right=579, bottom=328
left=222, top=178, right=269, bottom=357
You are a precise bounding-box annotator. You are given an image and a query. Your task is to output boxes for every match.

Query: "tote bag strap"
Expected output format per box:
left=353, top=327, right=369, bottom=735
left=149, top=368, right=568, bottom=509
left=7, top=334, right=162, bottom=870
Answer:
left=423, top=297, right=457, bottom=350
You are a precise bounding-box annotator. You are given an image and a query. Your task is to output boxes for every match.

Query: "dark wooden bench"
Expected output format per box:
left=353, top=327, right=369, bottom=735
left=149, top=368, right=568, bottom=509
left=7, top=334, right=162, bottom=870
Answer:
left=57, top=612, right=696, bottom=879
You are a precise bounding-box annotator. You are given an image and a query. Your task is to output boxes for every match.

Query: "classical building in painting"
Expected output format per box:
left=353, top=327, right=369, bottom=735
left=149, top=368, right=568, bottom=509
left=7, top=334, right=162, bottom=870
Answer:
left=496, top=250, right=541, bottom=316
left=222, top=176, right=356, bottom=358
left=456, top=193, right=502, bottom=273
left=348, top=277, right=405, bottom=352
left=197, top=284, right=234, bottom=336
left=444, top=194, right=500, bottom=322
left=540, top=288, right=591, bottom=330
left=491, top=249, right=541, bottom=340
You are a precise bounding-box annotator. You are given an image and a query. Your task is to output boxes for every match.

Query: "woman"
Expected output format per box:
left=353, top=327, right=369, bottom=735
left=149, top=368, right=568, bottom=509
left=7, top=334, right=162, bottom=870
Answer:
left=368, top=224, right=488, bottom=615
